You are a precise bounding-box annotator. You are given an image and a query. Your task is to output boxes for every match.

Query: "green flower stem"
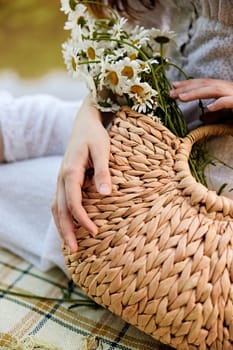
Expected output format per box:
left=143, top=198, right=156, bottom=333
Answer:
left=0, top=287, right=97, bottom=307
left=159, top=43, right=164, bottom=64
left=167, top=62, right=190, bottom=80
left=151, top=60, right=187, bottom=137
left=189, top=154, right=207, bottom=186
left=78, top=60, right=101, bottom=65
left=211, top=156, right=233, bottom=170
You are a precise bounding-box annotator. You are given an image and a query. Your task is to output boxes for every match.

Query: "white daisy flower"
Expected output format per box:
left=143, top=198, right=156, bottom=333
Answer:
left=99, top=61, right=123, bottom=95
left=60, top=0, right=72, bottom=14
left=94, top=97, right=120, bottom=113
left=62, top=40, right=93, bottom=78
left=132, top=99, right=158, bottom=114
left=128, top=25, right=151, bottom=47
left=69, top=25, right=84, bottom=43
left=99, top=57, right=142, bottom=95
left=61, top=2, right=177, bottom=116
left=149, top=28, right=176, bottom=44
left=145, top=111, right=161, bottom=123
left=78, top=39, right=104, bottom=60
left=126, top=80, right=158, bottom=113
left=101, top=69, right=127, bottom=96
left=128, top=80, right=157, bottom=99
left=66, top=4, right=96, bottom=39
left=103, top=47, right=128, bottom=62
left=120, top=57, right=141, bottom=78
left=76, top=40, right=104, bottom=78
left=62, top=39, right=80, bottom=78
left=109, top=17, right=129, bottom=40
left=142, top=29, right=175, bottom=57
left=133, top=58, right=158, bottom=74
left=64, top=7, right=87, bottom=31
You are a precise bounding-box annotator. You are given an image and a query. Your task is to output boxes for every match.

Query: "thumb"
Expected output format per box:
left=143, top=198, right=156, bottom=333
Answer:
left=90, top=138, right=112, bottom=195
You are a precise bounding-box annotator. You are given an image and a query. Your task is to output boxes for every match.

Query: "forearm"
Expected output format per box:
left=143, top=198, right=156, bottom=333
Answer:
left=0, top=91, right=81, bottom=162
left=68, top=94, right=114, bottom=143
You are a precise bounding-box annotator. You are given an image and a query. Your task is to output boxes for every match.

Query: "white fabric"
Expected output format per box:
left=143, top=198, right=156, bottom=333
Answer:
left=0, top=91, right=80, bottom=162
left=0, top=156, right=66, bottom=273
left=0, top=92, right=81, bottom=274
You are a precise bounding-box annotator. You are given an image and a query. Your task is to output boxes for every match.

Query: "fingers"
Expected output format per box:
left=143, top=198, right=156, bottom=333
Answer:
left=172, top=78, right=233, bottom=93
left=51, top=128, right=111, bottom=252
left=63, top=167, right=98, bottom=235
left=90, top=131, right=112, bottom=195
left=51, top=185, right=78, bottom=254
left=207, top=96, right=233, bottom=111
left=170, top=78, right=233, bottom=103
left=52, top=165, right=98, bottom=254
left=61, top=127, right=111, bottom=236
left=51, top=98, right=112, bottom=251
left=171, top=86, right=221, bottom=101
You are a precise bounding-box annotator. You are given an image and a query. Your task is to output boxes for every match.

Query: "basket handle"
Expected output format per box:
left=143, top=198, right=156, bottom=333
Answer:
left=179, top=123, right=233, bottom=216
left=183, top=123, right=233, bottom=147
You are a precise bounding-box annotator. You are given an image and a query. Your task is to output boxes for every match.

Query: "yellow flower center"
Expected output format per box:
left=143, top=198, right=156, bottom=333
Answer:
left=108, top=71, right=119, bottom=85
left=71, top=57, right=76, bottom=71
left=87, top=47, right=96, bottom=60
left=129, top=54, right=137, bottom=60
left=121, top=66, right=134, bottom=79
left=131, top=85, right=144, bottom=95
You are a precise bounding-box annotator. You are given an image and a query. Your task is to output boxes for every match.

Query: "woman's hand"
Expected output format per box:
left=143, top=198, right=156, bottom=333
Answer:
left=170, top=78, right=233, bottom=112
left=51, top=95, right=112, bottom=253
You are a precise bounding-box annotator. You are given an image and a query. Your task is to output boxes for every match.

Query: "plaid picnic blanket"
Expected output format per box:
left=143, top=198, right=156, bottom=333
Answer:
left=0, top=247, right=170, bottom=350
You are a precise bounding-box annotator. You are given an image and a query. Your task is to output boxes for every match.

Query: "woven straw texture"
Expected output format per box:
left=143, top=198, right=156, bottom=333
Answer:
left=63, top=107, right=233, bottom=350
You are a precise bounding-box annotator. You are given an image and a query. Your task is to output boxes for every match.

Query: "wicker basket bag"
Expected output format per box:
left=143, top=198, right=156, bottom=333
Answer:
left=63, top=107, right=233, bottom=350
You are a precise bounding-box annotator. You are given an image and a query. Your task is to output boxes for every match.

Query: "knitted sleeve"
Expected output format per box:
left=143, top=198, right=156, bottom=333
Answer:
left=200, top=0, right=233, bottom=26
left=0, top=91, right=81, bottom=162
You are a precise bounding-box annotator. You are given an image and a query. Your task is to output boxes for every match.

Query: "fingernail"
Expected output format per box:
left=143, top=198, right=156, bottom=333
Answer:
left=173, top=81, right=180, bottom=86
left=207, top=103, right=215, bottom=111
left=99, top=183, right=111, bottom=195
left=90, top=227, right=98, bottom=236
left=63, top=237, right=78, bottom=254
left=179, top=93, right=189, bottom=100
left=169, top=90, right=176, bottom=97
left=70, top=246, right=77, bottom=254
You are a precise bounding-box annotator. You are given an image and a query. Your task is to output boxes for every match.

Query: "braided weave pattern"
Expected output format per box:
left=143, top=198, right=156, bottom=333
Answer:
left=63, top=107, right=233, bottom=350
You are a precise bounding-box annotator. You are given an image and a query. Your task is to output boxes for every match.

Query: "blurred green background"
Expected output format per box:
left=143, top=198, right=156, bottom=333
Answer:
left=0, top=0, right=67, bottom=77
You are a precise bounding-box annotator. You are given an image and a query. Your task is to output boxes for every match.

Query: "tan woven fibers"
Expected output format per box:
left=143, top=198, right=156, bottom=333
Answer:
left=63, top=107, right=233, bottom=350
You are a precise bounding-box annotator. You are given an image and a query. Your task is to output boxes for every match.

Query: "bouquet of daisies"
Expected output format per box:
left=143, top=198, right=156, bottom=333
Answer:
left=61, top=0, right=190, bottom=138
left=61, top=0, right=213, bottom=185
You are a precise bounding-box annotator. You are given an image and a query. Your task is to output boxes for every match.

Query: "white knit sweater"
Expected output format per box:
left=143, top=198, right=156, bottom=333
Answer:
left=136, top=0, right=233, bottom=126
left=141, top=0, right=233, bottom=81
